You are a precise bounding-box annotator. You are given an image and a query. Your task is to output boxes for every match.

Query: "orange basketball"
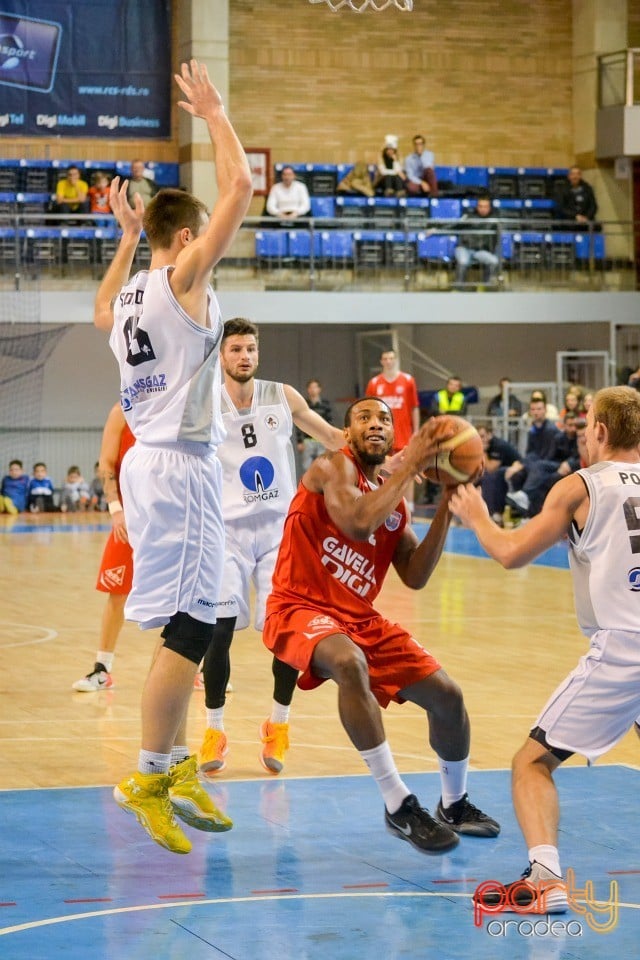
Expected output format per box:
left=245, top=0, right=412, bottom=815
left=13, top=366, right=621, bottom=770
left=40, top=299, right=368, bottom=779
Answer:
left=423, top=416, right=484, bottom=486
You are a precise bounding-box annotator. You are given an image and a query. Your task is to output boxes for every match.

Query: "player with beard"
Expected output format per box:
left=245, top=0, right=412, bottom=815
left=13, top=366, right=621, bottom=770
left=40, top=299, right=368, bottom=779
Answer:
left=198, top=317, right=345, bottom=777
left=262, top=397, right=499, bottom=853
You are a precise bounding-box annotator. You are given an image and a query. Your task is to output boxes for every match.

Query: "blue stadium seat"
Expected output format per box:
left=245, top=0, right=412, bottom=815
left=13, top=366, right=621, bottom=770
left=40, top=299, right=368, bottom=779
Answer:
left=546, top=231, right=576, bottom=268
left=255, top=230, right=289, bottom=264
left=310, top=196, right=336, bottom=219
left=429, top=198, right=462, bottom=220
left=500, top=232, right=514, bottom=260
left=575, top=232, right=605, bottom=260
left=417, top=233, right=457, bottom=262
left=304, top=164, right=337, bottom=195
left=319, top=230, right=353, bottom=265
left=456, top=166, right=489, bottom=188
left=0, top=160, right=19, bottom=191
left=0, top=225, right=17, bottom=271
left=518, top=167, right=549, bottom=199
left=434, top=166, right=458, bottom=186
left=368, top=196, right=399, bottom=227
left=336, top=195, right=369, bottom=227
left=287, top=229, right=322, bottom=261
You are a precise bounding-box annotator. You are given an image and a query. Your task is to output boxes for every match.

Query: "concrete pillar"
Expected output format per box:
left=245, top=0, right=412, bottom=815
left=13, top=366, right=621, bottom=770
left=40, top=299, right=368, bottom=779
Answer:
left=573, top=0, right=631, bottom=231
left=175, top=0, right=230, bottom=205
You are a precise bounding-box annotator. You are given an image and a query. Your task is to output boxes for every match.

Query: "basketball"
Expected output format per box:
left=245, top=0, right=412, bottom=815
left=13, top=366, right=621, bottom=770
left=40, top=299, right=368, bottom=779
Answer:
left=423, top=416, right=484, bottom=485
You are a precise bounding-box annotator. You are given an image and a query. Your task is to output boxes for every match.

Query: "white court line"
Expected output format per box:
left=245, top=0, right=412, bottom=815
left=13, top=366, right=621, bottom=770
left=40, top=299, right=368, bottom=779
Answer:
left=1, top=889, right=639, bottom=938
left=0, top=623, right=58, bottom=648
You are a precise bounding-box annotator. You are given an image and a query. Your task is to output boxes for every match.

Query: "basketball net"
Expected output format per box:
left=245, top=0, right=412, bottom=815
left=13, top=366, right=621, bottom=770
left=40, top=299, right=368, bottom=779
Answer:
left=309, top=0, right=413, bottom=12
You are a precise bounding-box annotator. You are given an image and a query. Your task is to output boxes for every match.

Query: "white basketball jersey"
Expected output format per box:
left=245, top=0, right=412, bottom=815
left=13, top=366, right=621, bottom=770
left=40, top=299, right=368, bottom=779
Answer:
left=569, top=460, right=640, bottom=636
left=219, top=379, right=295, bottom=521
left=109, top=268, right=225, bottom=446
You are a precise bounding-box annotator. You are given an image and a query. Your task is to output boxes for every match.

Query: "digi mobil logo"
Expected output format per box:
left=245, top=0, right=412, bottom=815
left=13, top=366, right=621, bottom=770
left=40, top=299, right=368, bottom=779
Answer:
left=0, top=12, right=62, bottom=93
left=239, top=456, right=280, bottom=504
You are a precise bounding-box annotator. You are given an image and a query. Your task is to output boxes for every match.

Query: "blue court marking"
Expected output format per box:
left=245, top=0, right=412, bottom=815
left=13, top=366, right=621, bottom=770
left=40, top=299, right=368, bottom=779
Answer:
left=1, top=767, right=638, bottom=959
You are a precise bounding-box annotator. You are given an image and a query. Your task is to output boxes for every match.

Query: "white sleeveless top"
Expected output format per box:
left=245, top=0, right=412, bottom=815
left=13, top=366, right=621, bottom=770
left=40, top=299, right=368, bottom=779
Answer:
left=219, top=379, right=296, bottom=521
left=109, top=267, right=225, bottom=447
left=569, top=460, right=640, bottom=637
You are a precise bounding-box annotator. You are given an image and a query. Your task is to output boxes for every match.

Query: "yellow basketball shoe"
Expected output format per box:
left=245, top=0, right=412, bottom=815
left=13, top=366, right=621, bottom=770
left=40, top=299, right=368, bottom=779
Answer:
left=259, top=720, right=290, bottom=775
left=169, top=755, right=233, bottom=832
left=198, top=728, right=228, bottom=776
left=113, top=770, right=192, bottom=854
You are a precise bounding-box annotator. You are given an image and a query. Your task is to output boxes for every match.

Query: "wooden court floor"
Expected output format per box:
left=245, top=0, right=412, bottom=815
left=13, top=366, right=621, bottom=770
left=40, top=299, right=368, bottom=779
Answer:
left=1, top=514, right=639, bottom=960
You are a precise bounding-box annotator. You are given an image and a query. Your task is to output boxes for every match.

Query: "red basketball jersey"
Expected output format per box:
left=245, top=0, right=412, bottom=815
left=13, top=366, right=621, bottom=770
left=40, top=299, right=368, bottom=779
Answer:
left=267, top=447, right=407, bottom=622
left=365, top=372, right=419, bottom=450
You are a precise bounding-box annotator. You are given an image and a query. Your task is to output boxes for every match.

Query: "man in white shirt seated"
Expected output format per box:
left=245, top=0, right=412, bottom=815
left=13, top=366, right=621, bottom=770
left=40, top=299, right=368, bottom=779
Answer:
left=265, top=165, right=311, bottom=220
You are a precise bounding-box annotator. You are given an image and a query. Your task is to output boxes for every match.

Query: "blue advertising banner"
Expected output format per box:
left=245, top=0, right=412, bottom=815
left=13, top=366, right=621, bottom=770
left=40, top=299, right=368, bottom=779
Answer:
left=0, top=0, right=171, bottom=137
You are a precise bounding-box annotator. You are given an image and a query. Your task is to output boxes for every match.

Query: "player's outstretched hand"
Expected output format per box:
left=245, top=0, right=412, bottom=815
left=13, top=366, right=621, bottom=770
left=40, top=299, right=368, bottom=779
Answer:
left=447, top=483, right=489, bottom=528
left=175, top=59, right=223, bottom=119
left=108, top=176, right=144, bottom=235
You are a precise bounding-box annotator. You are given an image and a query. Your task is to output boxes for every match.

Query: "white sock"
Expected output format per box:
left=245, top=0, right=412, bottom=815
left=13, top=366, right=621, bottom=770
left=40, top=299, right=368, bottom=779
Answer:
left=206, top=707, right=225, bottom=731
left=438, top=757, right=469, bottom=808
left=360, top=741, right=411, bottom=814
left=96, top=650, right=114, bottom=672
left=529, top=844, right=562, bottom=877
left=138, top=750, right=171, bottom=775
left=170, top=745, right=190, bottom=766
left=270, top=700, right=290, bottom=725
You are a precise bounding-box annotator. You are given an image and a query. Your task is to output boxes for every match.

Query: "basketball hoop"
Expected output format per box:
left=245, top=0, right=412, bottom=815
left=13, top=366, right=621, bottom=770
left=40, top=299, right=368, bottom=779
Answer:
left=309, top=0, right=413, bottom=12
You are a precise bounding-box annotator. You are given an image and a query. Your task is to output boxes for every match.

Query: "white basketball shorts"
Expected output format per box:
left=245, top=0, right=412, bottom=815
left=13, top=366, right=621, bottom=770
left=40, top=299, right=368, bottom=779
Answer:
left=214, top=512, right=285, bottom=631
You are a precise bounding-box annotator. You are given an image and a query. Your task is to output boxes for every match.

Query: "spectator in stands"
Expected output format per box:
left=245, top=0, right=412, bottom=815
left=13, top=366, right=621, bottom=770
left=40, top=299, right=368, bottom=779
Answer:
left=28, top=462, right=55, bottom=513
left=52, top=165, right=89, bottom=216
left=525, top=388, right=559, bottom=424
left=505, top=396, right=563, bottom=517
left=486, top=377, right=523, bottom=420
left=582, top=391, right=594, bottom=413
left=89, top=460, right=107, bottom=511
left=558, top=386, right=585, bottom=423
left=88, top=171, right=112, bottom=220
left=0, top=459, right=30, bottom=514
left=509, top=412, right=581, bottom=518
left=126, top=159, right=158, bottom=209
left=265, top=166, right=311, bottom=220
left=628, top=366, right=640, bottom=391
left=429, top=376, right=467, bottom=417
left=554, top=166, right=598, bottom=226
left=296, top=378, right=335, bottom=472
left=337, top=162, right=374, bottom=198
left=59, top=466, right=90, bottom=513
left=476, top=423, right=522, bottom=525
left=453, top=195, right=499, bottom=287
left=373, top=137, right=407, bottom=198
left=404, top=134, right=438, bottom=198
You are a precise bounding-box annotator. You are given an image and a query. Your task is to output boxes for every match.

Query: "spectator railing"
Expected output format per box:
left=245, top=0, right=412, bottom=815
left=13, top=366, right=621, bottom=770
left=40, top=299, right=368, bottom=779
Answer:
left=0, top=210, right=634, bottom=293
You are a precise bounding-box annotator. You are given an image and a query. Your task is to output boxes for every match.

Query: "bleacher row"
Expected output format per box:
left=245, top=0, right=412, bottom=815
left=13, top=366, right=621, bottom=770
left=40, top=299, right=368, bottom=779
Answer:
left=0, top=158, right=180, bottom=194
left=255, top=226, right=605, bottom=272
left=274, top=162, right=570, bottom=200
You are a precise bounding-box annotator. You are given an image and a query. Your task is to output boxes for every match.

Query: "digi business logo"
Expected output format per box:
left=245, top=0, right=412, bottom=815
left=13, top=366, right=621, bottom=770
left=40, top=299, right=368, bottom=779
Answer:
left=0, top=12, right=62, bottom=93
left=239, top=456, right=280, bottom=504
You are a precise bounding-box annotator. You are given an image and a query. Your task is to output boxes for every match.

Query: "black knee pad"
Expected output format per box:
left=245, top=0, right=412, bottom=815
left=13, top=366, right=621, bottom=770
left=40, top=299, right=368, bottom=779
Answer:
left=161, top=611, right=215, bottom=664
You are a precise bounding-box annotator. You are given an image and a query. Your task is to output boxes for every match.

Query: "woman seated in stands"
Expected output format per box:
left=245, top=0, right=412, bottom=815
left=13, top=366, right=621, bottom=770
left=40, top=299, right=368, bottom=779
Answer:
left=373, top=139, right=407, bottom=198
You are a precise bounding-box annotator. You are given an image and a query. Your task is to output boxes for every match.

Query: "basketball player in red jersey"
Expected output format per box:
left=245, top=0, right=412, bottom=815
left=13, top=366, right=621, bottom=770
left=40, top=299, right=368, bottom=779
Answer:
left=72, top=403, right=134, bottom=692
left=365, top=349, right=419, bottom=453
left=263, top=397, right=499, bottom=853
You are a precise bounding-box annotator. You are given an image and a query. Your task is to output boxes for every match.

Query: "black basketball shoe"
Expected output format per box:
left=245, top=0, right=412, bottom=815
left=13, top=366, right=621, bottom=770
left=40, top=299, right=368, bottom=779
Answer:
left=435, top=793, right=500, bottom=837
left=385, top=794, right=459, bottom=853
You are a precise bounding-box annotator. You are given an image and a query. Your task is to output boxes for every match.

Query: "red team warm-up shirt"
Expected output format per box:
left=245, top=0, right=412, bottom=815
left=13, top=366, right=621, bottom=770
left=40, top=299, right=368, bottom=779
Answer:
left=365, top=372, right=419, bottom=451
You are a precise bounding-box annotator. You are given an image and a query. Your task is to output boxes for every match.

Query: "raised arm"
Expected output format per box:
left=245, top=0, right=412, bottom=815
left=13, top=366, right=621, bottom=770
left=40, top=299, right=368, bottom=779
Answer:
left=285, top=383, right=343, bottom=451
left=392, top=487, right=454, bottom=589
left=94, top=178, right=144, bottom=331
left=448, top=474, right=587, bottom=568
left=170, top=60, right=252, bottom=304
